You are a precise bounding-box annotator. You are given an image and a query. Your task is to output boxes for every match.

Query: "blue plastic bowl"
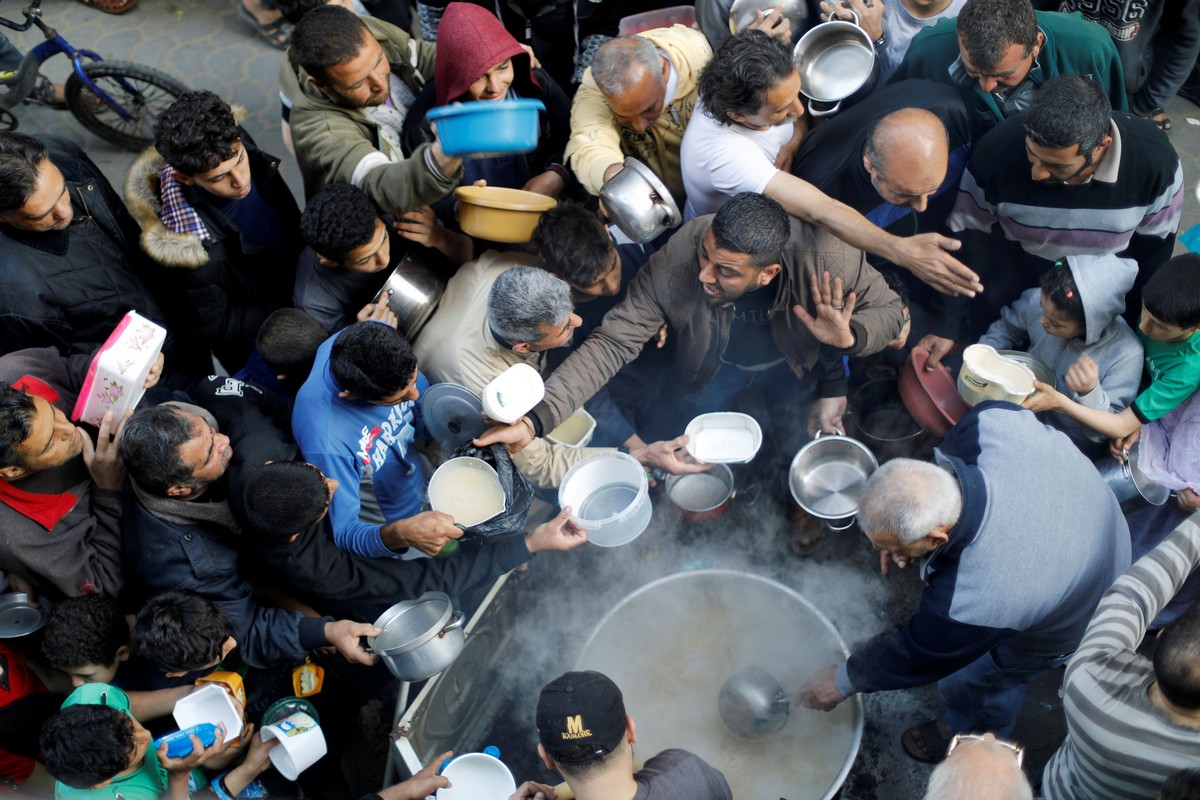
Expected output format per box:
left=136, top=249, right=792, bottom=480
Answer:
left=427, top=98, right=545, bottom=157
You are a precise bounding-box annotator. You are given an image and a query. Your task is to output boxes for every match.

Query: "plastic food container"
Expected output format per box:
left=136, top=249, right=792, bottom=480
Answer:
left=454, top=186, right=557, bottom=243
left=427, top=457, right=507, bottom=527
left=437, top=752, right=517, bottom=800
left=546, top=408, right=597, bottom=448
left=173, top=684, right=243, bottom=744
left=558, top=451, right=651, bottom=547
left=261, top=711, right=326, bottom=781
left=957, top=344, right=1037, bottom=407
left=684, top=412, right=763, bottom=463
left=482, top=363, right=545, bottom=423
left=71, top=311, right=166, bottom=425
left=427, top=98, right=545, bottom=157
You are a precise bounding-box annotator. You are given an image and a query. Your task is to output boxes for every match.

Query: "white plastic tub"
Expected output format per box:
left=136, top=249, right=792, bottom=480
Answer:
left=558, top=451, right=651, bottom=547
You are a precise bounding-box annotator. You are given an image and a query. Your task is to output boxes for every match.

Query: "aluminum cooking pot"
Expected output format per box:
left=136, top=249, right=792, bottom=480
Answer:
left=792, top=9, right=879, bottom=117
left=1095, top=443, right=1170, bottom=506
left=372, top=250, right=446, bottom=340
left=368, top=592, right=465, bottom=682
left=729, top=0, right=809, bottom=45
left=788, top=431, right=878, bottom=530
left=599, top=157, right=682, bottom=244
left=664, top=464, right=758, bottom=523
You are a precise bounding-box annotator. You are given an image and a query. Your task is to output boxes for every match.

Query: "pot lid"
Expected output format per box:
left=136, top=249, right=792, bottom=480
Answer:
left=423, top=383, right=487, bottom=451
left=0, top=593, right=49, bottom=638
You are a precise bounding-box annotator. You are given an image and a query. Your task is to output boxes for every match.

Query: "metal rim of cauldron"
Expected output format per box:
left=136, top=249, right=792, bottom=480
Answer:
left=576, top=569, right=864, bottom=800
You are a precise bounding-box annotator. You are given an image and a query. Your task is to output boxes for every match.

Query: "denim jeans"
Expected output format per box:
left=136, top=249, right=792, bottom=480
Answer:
left=939, top=645, right=1071, bottom=739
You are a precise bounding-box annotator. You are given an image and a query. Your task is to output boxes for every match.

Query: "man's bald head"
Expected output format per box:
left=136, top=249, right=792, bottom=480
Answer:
left=591, top=35, right=670, bottom=133
left=925, top=734, right=1032, bottom=800
left=862, top=108, right=949, bottom=212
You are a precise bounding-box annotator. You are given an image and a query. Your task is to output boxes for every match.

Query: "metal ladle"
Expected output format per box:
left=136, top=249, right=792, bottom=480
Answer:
left=718, top=666, right=791, bottom=737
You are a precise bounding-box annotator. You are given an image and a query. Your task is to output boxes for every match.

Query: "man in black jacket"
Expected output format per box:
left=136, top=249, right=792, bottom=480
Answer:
left=0, top=133, right=170, bottom=358
left=241, top=461, right=587, bottom=623
left=125, top=90, right=302, bottom=372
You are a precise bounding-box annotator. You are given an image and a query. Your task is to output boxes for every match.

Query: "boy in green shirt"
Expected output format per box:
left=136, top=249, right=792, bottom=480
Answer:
left=40, top=683, right=273, bottom=800
left=1025, top=255, right=1200, bottom=450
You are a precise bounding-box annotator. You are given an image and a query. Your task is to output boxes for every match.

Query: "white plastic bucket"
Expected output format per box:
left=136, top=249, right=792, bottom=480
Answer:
left=558, top=451, right=651, bottom=547
left=436, top=752, right=517, bottom=800
left=261, top=711, right=327, bottom=781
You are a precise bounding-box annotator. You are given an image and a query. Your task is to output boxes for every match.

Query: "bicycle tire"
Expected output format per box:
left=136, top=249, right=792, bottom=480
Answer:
left=65, top=60, right=189, bottom=151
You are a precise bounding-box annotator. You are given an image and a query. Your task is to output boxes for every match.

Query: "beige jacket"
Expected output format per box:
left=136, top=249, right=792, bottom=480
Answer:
left=566, top=24, right=711, bottom=207
left=412, top=251, right=609, bottom=489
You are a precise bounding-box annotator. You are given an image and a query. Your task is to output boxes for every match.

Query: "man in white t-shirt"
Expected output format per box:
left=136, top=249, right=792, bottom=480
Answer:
left=680, top=29, right=984, bottom=299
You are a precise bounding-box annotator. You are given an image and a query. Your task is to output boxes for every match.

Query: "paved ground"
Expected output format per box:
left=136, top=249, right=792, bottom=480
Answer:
left=8, top=2, right=1199, bottom=797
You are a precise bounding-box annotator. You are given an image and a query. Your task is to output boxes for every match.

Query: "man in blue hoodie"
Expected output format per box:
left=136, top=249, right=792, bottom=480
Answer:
left=292, top=320, right=462, bottom=559
left=796, top=402, right=1130, bottom=763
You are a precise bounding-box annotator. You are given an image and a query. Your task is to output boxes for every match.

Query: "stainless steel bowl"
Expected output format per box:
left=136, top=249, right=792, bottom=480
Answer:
left=599, top=157, right=682, bottom=244
left=372, top=250, right=446, bottom=340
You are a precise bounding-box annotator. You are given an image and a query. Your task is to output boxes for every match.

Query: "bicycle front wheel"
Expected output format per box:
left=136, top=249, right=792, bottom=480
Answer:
left=65, top=60, right=189, bottom=151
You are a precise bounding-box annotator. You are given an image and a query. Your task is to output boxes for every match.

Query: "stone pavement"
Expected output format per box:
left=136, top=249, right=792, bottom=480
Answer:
left=6, top=3, right=1199, bottom=797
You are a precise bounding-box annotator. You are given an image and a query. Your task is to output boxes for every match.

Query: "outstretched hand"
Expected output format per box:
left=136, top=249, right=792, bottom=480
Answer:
left=893, top=233, right=982, bottom=297
left=793, top=271, right=856, bottom=348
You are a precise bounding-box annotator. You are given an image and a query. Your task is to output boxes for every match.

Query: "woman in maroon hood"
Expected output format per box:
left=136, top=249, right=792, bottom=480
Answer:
left=402, top=2, right=573, bottom=219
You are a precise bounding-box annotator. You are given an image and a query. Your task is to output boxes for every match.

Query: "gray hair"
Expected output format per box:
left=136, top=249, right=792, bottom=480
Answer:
left=591, top=35, right=662, bottom=98
left=488, top=267, right=573, bottom=345
left=119, top=405, right=203, bottom=496
left=858, top=458, right=962, bottom=545
left=924, top=739, right=1033, bottom=800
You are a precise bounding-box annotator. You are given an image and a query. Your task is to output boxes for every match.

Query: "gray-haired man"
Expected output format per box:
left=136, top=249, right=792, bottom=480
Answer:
left=414, top=254, right=699, bottom=488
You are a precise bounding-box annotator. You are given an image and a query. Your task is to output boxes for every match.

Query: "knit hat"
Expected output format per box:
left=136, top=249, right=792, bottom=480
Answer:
left=535, top=671, right=627, bottom=764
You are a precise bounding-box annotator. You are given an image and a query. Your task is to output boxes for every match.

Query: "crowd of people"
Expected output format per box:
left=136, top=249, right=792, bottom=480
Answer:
left=0, top=0, right=1199, bottom=797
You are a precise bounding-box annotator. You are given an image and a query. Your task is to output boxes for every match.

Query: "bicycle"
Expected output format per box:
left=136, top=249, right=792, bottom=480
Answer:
left=0, top=0, right=189, bottom=150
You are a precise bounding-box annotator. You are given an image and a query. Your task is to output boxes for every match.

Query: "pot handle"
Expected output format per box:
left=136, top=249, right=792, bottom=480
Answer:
left=825, top=6, right=859, bottom=26
left=733, top=481, right=761, bottom=507
left=437, top=610, right=465, bottom=638
left=808, top=98, right=843, bottom=118
left=811, top=429, right=845, bottom=441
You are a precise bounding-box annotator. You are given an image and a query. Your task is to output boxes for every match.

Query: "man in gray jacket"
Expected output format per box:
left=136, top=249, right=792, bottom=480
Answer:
left=479, top=192, right=905, bottom=452
left=279, top=5, right=463, bottom=212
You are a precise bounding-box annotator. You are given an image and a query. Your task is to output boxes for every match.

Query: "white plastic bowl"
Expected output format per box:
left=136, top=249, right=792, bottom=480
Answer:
left=558, top=451, right=651, bottom=547
left=684, top=412, right=763, bottom=463
left=482, top=364, right=545, bottom=424
left=436, top=752, right=517, bottom=800
left=172, top=684, right=243, bottom=744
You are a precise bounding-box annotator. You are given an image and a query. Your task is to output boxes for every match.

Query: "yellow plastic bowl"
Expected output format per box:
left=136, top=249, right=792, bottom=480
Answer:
left=454, top=186, right=557, bottom=243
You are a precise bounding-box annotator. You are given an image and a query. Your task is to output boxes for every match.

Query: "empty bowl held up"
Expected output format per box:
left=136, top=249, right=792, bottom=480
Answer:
left=898, top=346, right=969, bottom=437
left=454, top=186, right=557, bottom=244
left=427, top=98, right=545, bottom=157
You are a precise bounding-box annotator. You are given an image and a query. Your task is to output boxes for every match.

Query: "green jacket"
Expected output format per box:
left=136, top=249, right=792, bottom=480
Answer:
left=279, top=17, right=462, bottom=212
left=890, top=11, right=1128, bottom=131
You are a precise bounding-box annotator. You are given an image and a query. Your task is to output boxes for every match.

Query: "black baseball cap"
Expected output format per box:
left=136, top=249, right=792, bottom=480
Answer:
left=535, top=671, right=627, bottom=764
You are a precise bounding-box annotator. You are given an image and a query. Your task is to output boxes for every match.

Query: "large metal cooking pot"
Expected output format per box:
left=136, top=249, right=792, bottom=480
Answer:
left=792, top=10, right=879, bottom=117
left=372, top=250, right=446, bottom=340
left=577, top=570, right=862, bottom=799
left=729, top=0, right=809, bottom=45
left=847, top=378, right=929, bottom=463
left=599, top=157, right=682, bottom=244
left=788, top=432, right=878, bottom=530
left=369, top=592, right=465, bottom=682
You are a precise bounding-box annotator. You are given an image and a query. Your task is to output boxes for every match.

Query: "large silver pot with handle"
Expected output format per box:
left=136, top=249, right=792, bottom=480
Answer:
left=792, top=9, right=879, bottom=117
left=372, top=250, right=446, bottom=340
left=368, top=592, right=465, bottom=681
left=599, top=157, right=682, bottom=244
left=789, top=431, right=879, bottom=530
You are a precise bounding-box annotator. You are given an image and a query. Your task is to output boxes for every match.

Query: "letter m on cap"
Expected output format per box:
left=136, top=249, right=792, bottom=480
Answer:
left=566, top=715, right=585, bottom=735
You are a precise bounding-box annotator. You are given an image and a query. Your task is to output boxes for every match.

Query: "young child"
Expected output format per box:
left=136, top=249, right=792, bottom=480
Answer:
left=1025, top=254, right=1200, bottom=443
left=233, top=308, right=328, bottom=398
left=41, top=595, right=134, bottom=688
left=979, top=254, right=1143, bottom=455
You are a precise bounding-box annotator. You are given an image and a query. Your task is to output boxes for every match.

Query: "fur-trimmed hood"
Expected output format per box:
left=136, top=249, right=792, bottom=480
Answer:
left=123, top=106, right=250, bottom=270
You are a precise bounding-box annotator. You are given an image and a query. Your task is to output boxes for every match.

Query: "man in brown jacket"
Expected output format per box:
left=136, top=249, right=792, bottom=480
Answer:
left=480, top=192, right=904, bottom=453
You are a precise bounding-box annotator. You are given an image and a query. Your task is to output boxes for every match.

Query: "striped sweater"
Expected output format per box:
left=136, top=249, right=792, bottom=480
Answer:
left=1041, top=519, right=1200, bottom=800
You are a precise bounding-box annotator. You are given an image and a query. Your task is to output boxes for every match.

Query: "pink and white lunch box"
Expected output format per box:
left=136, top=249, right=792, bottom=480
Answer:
left=71, top=311, right=166, bottom=425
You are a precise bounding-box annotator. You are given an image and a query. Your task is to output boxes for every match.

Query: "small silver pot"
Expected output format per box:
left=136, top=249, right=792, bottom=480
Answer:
left=599, top=157, right=682, bottom=244
left=368, top=592, right=465, bottom=681
left=372, top=250, right=446, bottom=340
left=1095, top=443, right=1170, bottom=506
left=792, top=10, right=879, bottom=117
left=788, top=432, right=879, bottom=530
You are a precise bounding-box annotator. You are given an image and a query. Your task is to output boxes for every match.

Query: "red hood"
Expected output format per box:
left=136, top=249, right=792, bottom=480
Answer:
left=435, top=3, right=530, bottom=107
